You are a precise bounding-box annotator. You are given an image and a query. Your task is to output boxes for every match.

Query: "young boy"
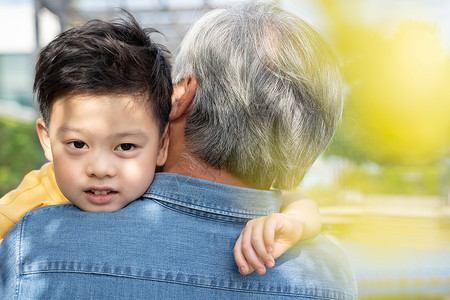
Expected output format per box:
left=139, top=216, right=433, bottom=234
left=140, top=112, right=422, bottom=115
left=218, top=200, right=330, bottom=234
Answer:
left=0, top=12, right=321, bottom=276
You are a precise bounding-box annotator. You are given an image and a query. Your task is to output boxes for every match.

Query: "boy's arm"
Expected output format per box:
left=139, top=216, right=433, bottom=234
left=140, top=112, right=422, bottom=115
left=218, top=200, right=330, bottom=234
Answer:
left=0, top=162, right=69, bottom=243
left=233, top=192, right=321, bottom=275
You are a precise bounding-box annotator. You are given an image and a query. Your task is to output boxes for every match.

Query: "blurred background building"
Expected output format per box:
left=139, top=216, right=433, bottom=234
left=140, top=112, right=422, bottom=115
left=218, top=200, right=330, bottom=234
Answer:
left=1, top=0, right=449, bottom=299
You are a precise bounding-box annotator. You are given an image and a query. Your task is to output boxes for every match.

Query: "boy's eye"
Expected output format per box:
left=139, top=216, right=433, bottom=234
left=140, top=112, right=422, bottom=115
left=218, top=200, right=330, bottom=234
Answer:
left=68, top=141, right=87, bottom=149
left=116, top=143, right=135, bottom=151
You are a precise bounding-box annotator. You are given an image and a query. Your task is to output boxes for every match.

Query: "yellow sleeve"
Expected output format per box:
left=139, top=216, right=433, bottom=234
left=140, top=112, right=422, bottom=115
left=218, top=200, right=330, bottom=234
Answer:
left=0, top=162, right=69, bottom=243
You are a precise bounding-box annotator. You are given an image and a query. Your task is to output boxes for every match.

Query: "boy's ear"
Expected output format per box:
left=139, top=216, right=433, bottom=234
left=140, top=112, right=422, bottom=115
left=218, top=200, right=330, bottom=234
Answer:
left=156, top=124, right=170, bottom=167
left=169, top=75, right=198, bottom=121
left=36, top=118, right=53, bottom=162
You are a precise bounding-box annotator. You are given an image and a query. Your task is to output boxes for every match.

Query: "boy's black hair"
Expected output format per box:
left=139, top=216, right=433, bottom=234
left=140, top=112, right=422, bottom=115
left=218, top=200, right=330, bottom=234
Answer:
left=34, top=11, right=172, bottom=134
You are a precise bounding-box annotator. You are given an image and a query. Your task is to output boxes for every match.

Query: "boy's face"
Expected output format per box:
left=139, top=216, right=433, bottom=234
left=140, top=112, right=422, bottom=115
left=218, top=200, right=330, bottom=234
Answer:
left=36, top=94, right=168, bottom=212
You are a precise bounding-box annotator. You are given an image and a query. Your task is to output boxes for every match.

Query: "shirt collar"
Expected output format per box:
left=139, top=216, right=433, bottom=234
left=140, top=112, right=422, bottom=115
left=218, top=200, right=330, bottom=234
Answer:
left=143, top=172, right=282, bottom=219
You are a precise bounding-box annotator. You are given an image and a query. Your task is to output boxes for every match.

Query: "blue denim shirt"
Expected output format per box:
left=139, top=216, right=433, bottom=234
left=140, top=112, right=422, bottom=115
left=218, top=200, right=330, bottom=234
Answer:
left=0, top=173, right=357, bottom=299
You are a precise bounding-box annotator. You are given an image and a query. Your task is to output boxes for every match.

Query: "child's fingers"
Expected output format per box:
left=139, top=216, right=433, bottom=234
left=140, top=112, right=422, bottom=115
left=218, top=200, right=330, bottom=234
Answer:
left=233, top=231, right=252, bottom=275
left=241, top=221, right=267, bottom=275
left=263, top=213, right=280, bottom=254
left=264, top=213, right=304, bottom=260
left=250, top=219, right=275, bottom=269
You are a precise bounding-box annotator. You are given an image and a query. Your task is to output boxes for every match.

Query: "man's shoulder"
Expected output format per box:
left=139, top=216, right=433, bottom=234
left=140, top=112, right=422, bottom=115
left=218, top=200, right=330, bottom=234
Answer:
left=24, top=203, right=79, bottom=217
left=1, top=204, right=80, bottom=254
left=17, top=204, right=81, bottom=232
left=295, top=234, right=355, bottom=275
left=267, top=234, right=357, bottom=299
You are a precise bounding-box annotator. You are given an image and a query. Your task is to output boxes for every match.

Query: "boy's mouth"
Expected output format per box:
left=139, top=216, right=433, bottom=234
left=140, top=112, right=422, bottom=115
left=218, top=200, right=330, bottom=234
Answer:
left=84, top=187, right=118, bottom=205
left=90, top=190, right=113, bottom=195
left=85, top=186, right=117, bottom=194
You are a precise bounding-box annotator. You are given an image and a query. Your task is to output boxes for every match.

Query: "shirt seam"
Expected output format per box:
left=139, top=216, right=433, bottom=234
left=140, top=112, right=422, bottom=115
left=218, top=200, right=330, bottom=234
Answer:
left=0, top=211, right=15, bottom=223
left=19, top=268, right=352, bottom=299
left=15, top=215, right=27, bottom=298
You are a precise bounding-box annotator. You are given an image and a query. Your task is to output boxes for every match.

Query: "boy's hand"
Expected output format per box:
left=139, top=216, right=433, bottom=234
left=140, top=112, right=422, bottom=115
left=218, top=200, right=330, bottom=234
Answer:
left=233, top=212, right=304, bottom=275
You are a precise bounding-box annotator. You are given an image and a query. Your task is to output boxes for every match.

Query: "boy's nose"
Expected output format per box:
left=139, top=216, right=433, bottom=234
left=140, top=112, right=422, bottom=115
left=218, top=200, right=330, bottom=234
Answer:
left=86, top=153, right=116, bottom=179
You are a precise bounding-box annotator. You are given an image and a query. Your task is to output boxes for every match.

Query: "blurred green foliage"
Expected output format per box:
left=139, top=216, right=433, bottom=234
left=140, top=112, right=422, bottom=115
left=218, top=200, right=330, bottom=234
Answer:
left=323, top=124, right=447, bottom=199
left=337, top=164, right=440, bottom=195
left=303, top=158, right=444, bottom=206
left=0, top=117, right=45, bottom=197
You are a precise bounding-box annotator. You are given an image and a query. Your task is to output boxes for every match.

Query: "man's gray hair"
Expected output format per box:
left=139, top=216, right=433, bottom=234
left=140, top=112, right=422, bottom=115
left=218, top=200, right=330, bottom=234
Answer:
left=172, top=2, right=343, bottom=190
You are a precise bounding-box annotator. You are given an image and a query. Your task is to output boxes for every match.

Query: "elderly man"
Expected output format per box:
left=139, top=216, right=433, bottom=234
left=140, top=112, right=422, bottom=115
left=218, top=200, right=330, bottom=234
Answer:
left=0, top=2, right=357, bottom=299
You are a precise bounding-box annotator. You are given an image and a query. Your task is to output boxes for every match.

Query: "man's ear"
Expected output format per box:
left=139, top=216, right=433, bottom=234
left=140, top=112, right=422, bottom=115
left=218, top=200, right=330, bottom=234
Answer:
left=169, top=75, right=198, bottom=121
left=36, top=118, right=53, bottom=162
left=156, top=124, right=170, bottom=167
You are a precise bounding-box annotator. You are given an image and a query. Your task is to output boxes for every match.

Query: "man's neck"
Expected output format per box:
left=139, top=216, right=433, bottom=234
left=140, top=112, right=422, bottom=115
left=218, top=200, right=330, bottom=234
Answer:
left=164, top=96, right=255, bottom=189
left=163, top=151, right=251, bottom=188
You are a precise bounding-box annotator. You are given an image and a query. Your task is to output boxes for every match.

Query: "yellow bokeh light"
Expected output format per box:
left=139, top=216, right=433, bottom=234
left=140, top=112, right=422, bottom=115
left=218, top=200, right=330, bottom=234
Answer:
left=319, top=0, right=450, bottom=165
